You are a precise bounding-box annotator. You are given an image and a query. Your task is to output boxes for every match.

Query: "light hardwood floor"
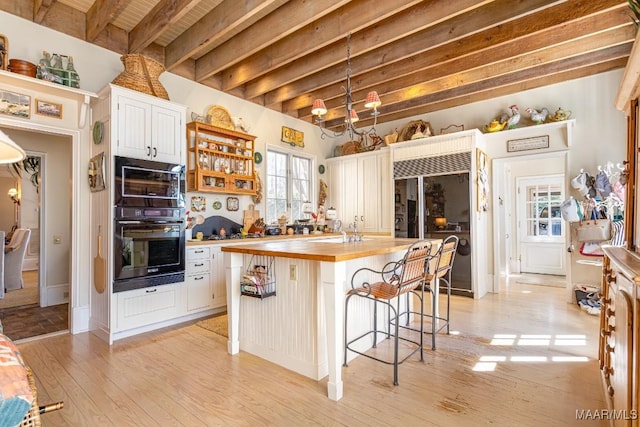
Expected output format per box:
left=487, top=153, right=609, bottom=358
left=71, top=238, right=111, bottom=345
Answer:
left=17, top=277, right=607, bottom=426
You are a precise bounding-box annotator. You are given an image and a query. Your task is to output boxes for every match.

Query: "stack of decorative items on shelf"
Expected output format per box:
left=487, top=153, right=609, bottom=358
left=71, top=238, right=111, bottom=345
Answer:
left=36, top=51, right=80, bottom=88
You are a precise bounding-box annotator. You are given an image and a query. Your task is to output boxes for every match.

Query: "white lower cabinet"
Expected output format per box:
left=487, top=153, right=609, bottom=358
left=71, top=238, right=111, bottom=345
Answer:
left=114, top=283, right=184, bottom=332
left=186, top=245, right=227, bottom=312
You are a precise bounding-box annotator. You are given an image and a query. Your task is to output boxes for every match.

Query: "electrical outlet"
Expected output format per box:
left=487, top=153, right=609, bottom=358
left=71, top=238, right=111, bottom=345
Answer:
left=289, top=264, right=297, bottom=281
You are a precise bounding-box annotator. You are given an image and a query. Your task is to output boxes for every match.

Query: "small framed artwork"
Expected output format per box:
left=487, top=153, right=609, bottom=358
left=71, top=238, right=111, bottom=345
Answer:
left=191, top=196, right=206, bottom=212
left=88, top=152, right=106, bottom=192
left=0, top=34, right=7, bottom=70
left=227, top=197, right=239, bottom=211
left=35, top=99, right=63, bottom=119
left=0, top=89, right=30, bottom=118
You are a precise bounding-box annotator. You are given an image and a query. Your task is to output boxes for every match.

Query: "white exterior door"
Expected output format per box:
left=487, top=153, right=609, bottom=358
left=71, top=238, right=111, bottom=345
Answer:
left=517, top=175, right=566, bottom=275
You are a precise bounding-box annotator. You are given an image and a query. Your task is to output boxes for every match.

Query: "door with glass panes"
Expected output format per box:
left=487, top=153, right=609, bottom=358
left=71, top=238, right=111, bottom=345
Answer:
left=516, top=175, right=566, bottom=275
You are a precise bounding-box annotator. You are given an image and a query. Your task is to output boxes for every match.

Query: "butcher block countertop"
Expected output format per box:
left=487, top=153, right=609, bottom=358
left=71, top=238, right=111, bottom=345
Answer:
left=221, top=237, right=439, bottom=262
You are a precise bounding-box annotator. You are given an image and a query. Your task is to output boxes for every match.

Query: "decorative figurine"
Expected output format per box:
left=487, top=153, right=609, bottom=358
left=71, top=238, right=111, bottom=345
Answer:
left=525, top=107, right=549, bottom=125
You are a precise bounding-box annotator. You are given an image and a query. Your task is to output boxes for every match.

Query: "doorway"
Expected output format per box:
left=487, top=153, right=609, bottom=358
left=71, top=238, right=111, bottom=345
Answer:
left=0, top=153, right=42, bottom=309
left=516, top=175, right=566, bottom=276
left=492, top=151, right=570, bottom=294
left=0, top=128, right=71, bottom=341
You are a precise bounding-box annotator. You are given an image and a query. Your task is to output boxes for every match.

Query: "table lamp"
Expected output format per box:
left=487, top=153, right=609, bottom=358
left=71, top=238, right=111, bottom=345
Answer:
left=434, top=217, right=447, bottom=230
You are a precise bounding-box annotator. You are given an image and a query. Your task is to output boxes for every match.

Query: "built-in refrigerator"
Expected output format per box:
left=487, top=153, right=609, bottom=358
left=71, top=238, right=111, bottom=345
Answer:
left=394, top=173, right=473, bottom=296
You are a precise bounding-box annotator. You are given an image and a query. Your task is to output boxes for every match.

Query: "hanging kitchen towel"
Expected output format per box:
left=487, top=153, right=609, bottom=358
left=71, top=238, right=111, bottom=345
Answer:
left=575, top=219, right=613, bottom=242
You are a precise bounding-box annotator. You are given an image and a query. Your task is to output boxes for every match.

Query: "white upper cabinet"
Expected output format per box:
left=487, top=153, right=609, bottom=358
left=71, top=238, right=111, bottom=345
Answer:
left=109, top=85, right=186, bottom=164
left=326, top=149, right=391, bottom=234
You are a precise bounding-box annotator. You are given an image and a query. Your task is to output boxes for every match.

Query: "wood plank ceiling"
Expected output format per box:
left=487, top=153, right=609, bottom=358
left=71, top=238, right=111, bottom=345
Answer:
left=2, top=0, right=633, bottom=132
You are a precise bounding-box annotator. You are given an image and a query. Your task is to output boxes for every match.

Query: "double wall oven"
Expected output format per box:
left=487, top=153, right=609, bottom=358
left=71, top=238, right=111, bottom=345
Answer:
left=113, top=156, right=186, bottom=293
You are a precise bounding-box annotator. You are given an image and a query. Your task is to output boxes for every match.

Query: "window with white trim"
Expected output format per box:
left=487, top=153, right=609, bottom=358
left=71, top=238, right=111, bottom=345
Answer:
left=265, top=148, right=313, bottom=224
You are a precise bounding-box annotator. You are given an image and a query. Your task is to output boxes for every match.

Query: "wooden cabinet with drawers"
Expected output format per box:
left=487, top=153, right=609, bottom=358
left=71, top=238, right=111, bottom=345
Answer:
left=601, top=247, right=639, bottom=426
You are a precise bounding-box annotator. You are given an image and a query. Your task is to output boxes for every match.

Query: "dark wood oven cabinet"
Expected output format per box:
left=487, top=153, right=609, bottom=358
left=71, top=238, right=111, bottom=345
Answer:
left=601, top=246, right=638, bottom=426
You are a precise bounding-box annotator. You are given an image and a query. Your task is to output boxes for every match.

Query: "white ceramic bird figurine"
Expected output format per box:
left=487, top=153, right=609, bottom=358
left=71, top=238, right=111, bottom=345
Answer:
left=506, top=105, right=520, bottom=129
left=525, top=107, right=549, bottom=125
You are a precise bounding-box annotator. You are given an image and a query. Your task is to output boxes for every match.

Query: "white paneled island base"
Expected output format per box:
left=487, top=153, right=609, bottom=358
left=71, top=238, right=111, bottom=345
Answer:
left=222, top=237, right=440, bottom=400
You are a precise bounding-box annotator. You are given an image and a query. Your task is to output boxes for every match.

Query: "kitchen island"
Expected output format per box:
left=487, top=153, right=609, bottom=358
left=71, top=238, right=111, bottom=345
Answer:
left=221, top=236, right=441, bottom=401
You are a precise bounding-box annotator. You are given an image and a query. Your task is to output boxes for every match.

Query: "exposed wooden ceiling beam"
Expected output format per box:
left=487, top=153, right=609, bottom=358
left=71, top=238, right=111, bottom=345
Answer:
left=304, top=11, right=633, bottom=122
left=325, top=44, right=631, bottom=129
left=194, top=0, right=351, bottom=81
left=287, top=0, right=628, bottom=117
left=164, top=0, right=286, bottom=71
left=86, top=0, right=128, bottom=42
left=33, top=0, right=54, bottom=24
left=214, top=0, right=427, bottom=89
left=364, top=58, right=627, bottom=128
left=259, top=0, right=566, bottom=110
left=128, top=0, right=200, bottom=53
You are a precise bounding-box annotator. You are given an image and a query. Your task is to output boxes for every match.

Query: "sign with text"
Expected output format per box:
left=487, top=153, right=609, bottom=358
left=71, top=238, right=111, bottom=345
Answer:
left=507, top=135, right=549, bottom=152
left=281, top=126, right=304, bottom=147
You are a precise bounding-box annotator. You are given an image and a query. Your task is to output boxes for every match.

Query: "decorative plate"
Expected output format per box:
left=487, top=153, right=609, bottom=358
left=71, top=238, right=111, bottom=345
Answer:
left=92, top=121, right=104, bottom=144
left=212, top=200, right=222, bottom=210
left=318, top=164, right=325, bottom=174
left=191, top=196, right=206, bottom=212
left=227, top=197, right=239, bottom=211
left=207, top=105, right=234, bottom=130
left=254, top=151, right=263, bottom=164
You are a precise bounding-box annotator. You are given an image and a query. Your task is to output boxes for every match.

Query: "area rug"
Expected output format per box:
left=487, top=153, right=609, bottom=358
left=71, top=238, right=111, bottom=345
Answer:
left=196, top=314, right=228, bottom=337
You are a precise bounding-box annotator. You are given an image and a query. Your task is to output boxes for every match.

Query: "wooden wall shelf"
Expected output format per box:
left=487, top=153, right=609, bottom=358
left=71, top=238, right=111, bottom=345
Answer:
left=186, top=121, right=257, bottom=195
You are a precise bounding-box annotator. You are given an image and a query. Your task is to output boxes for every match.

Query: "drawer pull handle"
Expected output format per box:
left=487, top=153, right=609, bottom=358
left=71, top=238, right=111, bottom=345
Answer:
left=195, top=276, right=204, bottom=280
left=195, top=263, right=204, bottom=267
left=146, top=288, right=157, bottom=293
left=195, top=250, right=204, bottom=254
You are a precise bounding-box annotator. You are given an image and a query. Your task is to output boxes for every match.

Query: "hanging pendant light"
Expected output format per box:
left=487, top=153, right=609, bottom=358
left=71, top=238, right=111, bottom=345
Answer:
left=311, top=33, right=381, bottom=139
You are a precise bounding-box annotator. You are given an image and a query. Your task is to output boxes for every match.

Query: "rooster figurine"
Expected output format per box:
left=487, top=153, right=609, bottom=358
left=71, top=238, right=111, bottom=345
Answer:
left=525, top=107, right=549, bottom=125
left=505, top=105, right=520, bottom=129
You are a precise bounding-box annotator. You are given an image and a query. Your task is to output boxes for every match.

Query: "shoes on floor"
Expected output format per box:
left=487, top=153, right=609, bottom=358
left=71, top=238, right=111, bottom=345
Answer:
left=578, top=297, right=601, bottom=316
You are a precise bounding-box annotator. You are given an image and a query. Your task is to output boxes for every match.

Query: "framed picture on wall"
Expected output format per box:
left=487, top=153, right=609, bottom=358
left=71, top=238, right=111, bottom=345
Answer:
left=35, top=99, right=63, bottom=119
left=0, top=89, right=30, bottom=119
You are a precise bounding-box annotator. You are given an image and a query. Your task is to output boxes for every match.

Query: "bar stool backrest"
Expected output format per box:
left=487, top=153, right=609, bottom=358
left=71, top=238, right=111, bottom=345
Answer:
left=391, top=240, right=433, bottom=297
left=427, top=235, right=459, bottom=281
